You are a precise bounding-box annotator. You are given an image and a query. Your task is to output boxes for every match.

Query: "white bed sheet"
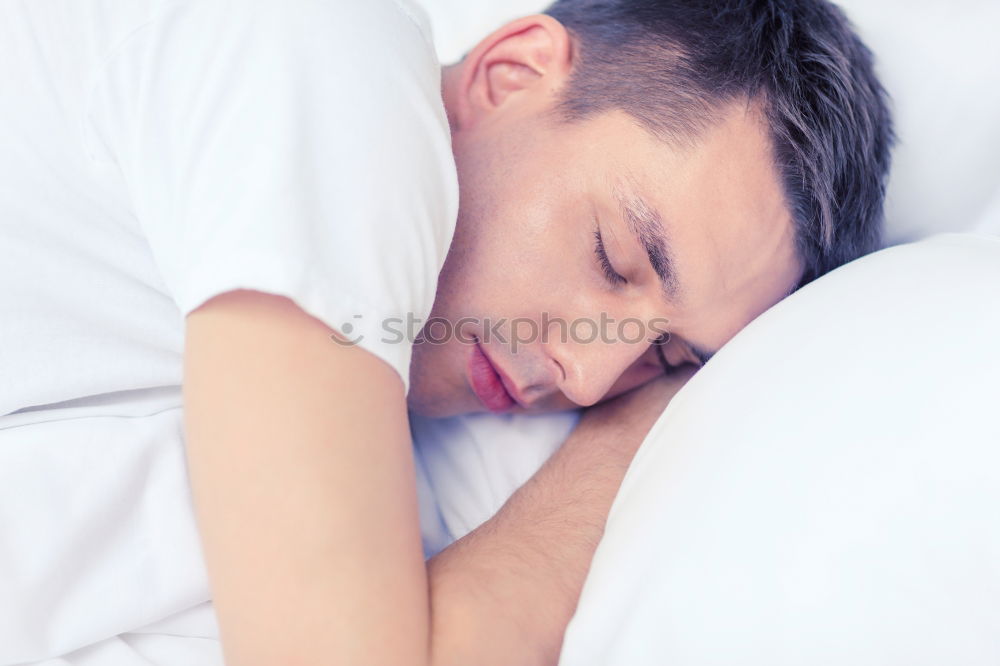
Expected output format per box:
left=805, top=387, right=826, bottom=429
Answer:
left=30, top=604, right=221, bottom=666
left=1, top=396, right=570, bottom=665
left=0, top=389, right=210, bottom=665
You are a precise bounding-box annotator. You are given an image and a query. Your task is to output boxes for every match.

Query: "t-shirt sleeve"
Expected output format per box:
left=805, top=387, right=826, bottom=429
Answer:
left=84, top=0, right=458, bottom=391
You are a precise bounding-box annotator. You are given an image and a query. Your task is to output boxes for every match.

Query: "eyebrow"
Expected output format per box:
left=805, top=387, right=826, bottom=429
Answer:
left=613, top=186, right=681, bottom=302
left=611, top=182, right=715, bottom=363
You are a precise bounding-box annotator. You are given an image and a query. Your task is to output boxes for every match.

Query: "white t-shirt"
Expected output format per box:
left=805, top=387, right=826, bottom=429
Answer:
left=0, top=0, right=457, bottom=661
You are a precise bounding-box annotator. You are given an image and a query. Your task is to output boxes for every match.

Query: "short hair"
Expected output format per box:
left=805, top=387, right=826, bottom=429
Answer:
left=544, top=0, right=895, bottom=286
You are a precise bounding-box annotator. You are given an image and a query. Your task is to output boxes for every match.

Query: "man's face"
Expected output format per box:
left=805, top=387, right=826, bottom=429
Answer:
left=406, top=19, right=803, bottom=418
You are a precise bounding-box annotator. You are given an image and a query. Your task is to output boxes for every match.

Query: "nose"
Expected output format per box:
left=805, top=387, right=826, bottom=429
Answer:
left=543, top=332, right=654, bottom=407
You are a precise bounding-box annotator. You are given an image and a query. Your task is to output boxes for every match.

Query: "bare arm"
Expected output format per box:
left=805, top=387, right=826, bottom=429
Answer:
left=184, top=290, right=429, bottom=665
left=184, top=289, right=692, bottom=665
left=427, top=366, right=694, bottom=666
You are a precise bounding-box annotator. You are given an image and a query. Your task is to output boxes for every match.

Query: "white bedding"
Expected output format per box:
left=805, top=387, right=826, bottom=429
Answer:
left=0, top=402, right=570, bottom=665
left=11, top=239, right=999, bottom=666
left=0, top=389, right=211, bottom=665
left=30, top=604, right=221, bottom=666
left=560, top=233, right=1000, bottom=664
left=411, top=410, right=576, bottom=553
left=5, top=1, right=999, bottom=663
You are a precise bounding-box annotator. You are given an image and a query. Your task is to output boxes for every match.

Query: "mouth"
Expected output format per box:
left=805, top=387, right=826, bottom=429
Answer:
left=467, top=339, right=517, bottom=413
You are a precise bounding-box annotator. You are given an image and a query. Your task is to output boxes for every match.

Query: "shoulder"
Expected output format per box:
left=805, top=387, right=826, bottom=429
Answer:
left=169, top=0, right=445, bottom=114
left=188, top=0, right=439, bottom=64
left=110, top=0, right=440, bottom=78
left=93, top=0, right=451, bottom=152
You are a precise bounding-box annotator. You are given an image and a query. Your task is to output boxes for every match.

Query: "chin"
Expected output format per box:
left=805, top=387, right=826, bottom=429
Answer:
left=408, top=340, right=477, bottom=418
left=405, top=373, right=469, bottom=418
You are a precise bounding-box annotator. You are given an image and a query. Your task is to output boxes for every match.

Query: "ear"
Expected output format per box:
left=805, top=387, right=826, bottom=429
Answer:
left=450, top=15, right=573, bottom=129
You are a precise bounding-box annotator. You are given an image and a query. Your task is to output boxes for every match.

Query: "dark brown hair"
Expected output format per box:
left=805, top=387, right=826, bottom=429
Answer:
left=545, top=0, right=895, bottom=286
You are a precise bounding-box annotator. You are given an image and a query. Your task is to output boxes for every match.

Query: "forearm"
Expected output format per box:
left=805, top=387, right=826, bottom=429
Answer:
left=426, top=427, right=638, bottom=666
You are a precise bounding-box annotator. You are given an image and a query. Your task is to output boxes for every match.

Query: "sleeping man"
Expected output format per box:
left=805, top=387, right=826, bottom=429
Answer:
left=0, top=0, right=891, bottom=663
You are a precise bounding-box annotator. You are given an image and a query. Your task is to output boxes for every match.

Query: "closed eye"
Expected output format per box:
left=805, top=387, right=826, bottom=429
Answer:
left=652, top=333, right=678, bottom=373
left=593, top=226, right=627, bottom=287
left=653, top=333, right=706, bottom=373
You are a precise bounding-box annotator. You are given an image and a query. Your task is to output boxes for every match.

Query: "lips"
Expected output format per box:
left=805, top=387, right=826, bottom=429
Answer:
left=467, top=341, right=516, bottom=413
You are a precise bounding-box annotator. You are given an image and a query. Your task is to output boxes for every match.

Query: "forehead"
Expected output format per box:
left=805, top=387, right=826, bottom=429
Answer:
left=566, top=103, right=803, bottom=346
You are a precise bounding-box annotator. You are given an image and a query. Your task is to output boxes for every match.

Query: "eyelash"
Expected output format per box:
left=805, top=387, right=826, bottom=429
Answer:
left=593, top=228, right=627, bottom=287
left=652, top=334, right=677, bottom=373
left=652, top=333, right=704, bottom=373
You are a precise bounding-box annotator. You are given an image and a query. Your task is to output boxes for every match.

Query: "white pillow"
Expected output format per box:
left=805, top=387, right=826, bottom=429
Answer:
left=833, top=0, right=1000, bottom=244
left=417, top=0, right=1000, bottom=244
left=559, top=233, right=1000, bottom=666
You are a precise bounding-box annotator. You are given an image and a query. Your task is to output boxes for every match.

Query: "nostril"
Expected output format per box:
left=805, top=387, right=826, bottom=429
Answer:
left=548, top=354, right=567, bottom=383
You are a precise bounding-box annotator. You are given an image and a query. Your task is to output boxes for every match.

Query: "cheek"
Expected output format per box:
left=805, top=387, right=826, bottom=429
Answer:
left=449, top=207, right=575, bottom=316
left=431, top=225, right=540, bottom=327
left=451, top=137, right=605, bottom=319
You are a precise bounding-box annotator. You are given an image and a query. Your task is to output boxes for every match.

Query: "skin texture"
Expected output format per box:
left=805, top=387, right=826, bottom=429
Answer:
left=428, top=365, right=698, bottom=665
left=185, top=291, right=428, bottom=665
left=408, top=15, right=803, bottom=417
left=185, top=289, right=693, bottom=665
left=183, top=13, right=805, bottom=666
